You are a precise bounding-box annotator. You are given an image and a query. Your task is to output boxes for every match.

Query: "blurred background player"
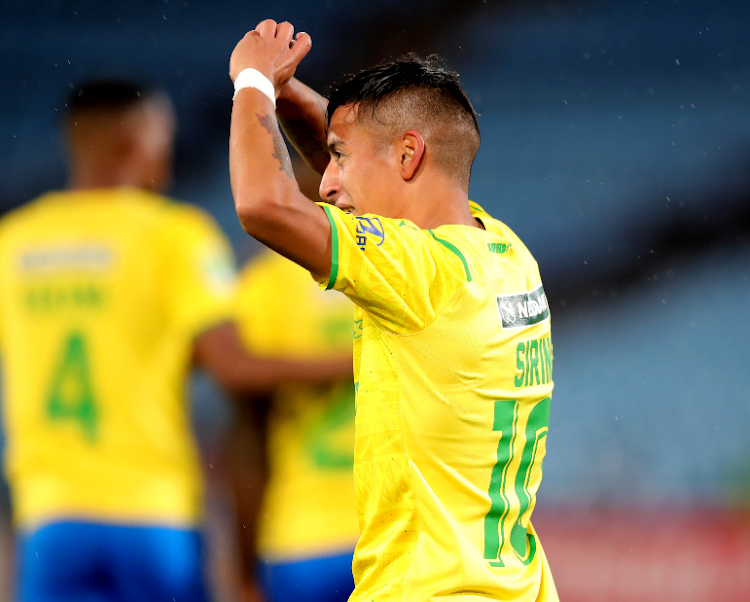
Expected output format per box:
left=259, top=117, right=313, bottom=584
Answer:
left=231, top=159, right=358, bottom=602
left=0, top=80, right=350, bottom=602
left=232, top=247, right=357, bottom=602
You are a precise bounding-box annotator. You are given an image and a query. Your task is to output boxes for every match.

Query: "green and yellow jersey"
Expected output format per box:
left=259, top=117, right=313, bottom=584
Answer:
left=0, top=187, right=236, bottom=530
left=316, top=201, right=558, bottom=602
left=236, top=250, right=359, bottom=561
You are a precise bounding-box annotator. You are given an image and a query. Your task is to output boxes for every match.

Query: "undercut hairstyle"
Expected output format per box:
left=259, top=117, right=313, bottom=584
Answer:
left=327, top=54, right=481, bottom=188
left=67, top=80, right=155, bottom=117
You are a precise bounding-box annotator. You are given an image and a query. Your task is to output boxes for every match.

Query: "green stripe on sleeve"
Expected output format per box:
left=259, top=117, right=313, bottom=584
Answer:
left=428, top=230, right=473, bottom=282
left=321, top=204, right=340, bottom=290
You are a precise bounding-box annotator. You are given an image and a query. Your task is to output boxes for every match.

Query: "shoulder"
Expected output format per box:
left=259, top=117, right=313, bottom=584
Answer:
left=88, top=190, right=220, bottom=249
left=469, top=202, right=538, bottom=266
left=0, top=192, right=58, bottom=234
left=155, top=197, right=220, bottom=232
left=321, top=203, right=424, bottom=242
left=149, top=199, right=231, bottom=254
left=0, top=193, right=74, bottom=257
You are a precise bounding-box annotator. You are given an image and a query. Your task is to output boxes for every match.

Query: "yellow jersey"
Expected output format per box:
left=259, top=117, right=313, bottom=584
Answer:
left=236, top=250, right=359, bottom=561
left=0, top=187, right=236, bottom=530
left=317, top=202, right=558, bottom=602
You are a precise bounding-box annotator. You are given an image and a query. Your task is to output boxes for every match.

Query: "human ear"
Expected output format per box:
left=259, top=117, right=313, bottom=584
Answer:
left=399, top=129, right=425, bottom=181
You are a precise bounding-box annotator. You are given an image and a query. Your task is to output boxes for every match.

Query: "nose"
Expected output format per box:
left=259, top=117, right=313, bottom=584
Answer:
left=319, top=161, right=340, bottom=203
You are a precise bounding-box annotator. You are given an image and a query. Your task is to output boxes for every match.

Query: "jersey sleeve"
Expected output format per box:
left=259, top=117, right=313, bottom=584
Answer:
left=161, top=205, right=238, bottom=339
left=316, top=204, right=466, bottom=334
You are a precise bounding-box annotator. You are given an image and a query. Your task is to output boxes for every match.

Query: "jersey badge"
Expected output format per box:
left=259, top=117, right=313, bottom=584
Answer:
left=355, top=217, right=385, bottom=250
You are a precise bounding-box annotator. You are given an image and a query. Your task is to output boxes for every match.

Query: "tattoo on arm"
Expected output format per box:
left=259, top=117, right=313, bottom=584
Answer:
left=256, top=113, right=295, bottom=179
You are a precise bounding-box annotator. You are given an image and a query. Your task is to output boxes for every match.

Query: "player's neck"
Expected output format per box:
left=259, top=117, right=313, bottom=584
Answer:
left=401, top=179, right=478, bottom=231
left=69, top=163, right=142, bottom=192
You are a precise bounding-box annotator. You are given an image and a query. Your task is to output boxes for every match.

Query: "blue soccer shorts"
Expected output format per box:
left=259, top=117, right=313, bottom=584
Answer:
left=18, top=520, right=210, bottom=602
left=259, top=549, right=355, bottom=602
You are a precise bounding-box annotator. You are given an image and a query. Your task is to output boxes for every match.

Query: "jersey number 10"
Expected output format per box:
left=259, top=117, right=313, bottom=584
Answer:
left=483, top=397, right=550, bottom=567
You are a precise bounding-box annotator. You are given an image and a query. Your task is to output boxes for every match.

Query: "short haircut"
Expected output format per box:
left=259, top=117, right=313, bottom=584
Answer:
left=67, top=80, right=155, bottom=115
left=327, top=54, right=481, bottom=187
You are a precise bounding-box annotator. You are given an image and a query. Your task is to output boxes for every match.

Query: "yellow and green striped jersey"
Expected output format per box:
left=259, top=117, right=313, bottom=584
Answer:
left=316, top=201, right=558, bottom=602
left=0, top=188, right=236, bottom=529
left=236, top=250, right=359, bottom=561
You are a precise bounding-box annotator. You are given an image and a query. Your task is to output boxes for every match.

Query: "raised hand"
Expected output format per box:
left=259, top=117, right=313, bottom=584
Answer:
left=229, top=20, right=312, bottom=91
left=229, top=18, right=334, bottom=284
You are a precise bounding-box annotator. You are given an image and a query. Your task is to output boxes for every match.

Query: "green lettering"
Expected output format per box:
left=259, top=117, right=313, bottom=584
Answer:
left=25, top=284, right=106, bottom=312
left=524, top=342, right=531, bottom=387
left=529, top=340, right=539, bottom=386
left=89, top=285, right=104, bottom=307
left=510, top=397, right=550, bottom=562
left=488, top=242, right=511, bottom=255
left=306, top=381, right=356, bottom=469
left=542, top=337, right=553, bottom=382
left=515, top=336, right=554, bottom=389
left=72, top=286, right=86, bottom=306
left=515, top=342, right=525, bottom=387
left=484, top=397, right=550, bottom=567
left=47, top=332, right=98, bottom=442
left=40, top=288, right=52, bottom=311
left=483, top=400, right=516, bottom=566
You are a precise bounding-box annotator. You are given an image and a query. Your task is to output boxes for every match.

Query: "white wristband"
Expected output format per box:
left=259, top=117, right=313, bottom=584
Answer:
left=233, top=68, right=276, bottom=107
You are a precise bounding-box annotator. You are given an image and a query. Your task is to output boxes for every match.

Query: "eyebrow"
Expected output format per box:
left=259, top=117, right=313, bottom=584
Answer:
left=327, top=137, right=345, bottom=153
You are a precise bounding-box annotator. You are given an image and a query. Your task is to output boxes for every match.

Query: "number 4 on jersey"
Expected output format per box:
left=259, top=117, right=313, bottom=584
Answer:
left=46, top=332, right=98, bottom=442
left=484, top=397, right=550, bottom=567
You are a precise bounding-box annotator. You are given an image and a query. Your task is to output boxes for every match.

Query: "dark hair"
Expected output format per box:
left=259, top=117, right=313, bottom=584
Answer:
left=327, top=55, right=481, bottom=186
left=328, top=54, right=479, bottom=133
left=67, top=80, right=155, bottom=114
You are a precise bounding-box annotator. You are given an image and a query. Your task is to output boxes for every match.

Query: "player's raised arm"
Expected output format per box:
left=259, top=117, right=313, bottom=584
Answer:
left=276, top=78, right=330, bottom=175
left=229, top=20, right=332, bottom=281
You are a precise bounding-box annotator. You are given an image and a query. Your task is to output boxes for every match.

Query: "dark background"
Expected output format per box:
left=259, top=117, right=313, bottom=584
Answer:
left=1, top=0, right=749, bottom=598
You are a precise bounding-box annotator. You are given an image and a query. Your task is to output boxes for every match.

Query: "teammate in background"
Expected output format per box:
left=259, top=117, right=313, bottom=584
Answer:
left=0, top=81, right=350, bottom=602
left=227, top=21, right=558, bottom=602
left=231, top=159, right=358, bottom=602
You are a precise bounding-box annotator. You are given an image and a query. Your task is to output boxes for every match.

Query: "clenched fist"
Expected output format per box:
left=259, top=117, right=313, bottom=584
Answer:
left=229, top=20, right=312, bottom=92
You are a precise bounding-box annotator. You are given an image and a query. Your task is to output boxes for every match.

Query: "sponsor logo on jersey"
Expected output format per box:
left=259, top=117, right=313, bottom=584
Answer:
left=355, top=217, right=385, bottom=250
left=496, top=285, right=550, bottom=329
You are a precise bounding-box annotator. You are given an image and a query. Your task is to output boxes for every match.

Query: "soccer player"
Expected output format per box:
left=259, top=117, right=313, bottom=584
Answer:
left=231, top=160, right=358, bottom=602
left=228, top=20, right=558, bottom=602
left=0, top=80, right=350, bottom=602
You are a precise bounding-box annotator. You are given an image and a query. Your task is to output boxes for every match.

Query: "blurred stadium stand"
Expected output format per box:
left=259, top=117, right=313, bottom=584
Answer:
left=1, top=0, right=749, bottom=599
